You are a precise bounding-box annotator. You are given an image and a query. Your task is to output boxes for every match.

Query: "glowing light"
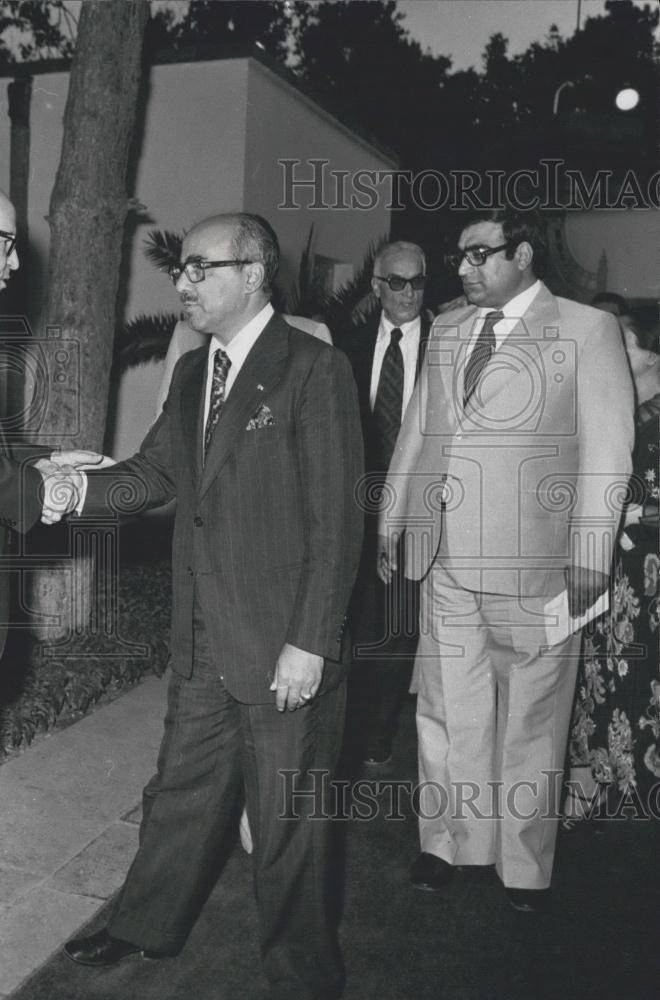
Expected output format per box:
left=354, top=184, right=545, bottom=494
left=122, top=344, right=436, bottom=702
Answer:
left=615, top=88, right=640, bottom=111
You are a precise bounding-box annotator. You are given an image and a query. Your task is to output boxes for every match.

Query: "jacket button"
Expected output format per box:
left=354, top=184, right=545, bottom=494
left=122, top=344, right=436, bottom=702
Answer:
left=194, top=516, right=203, bottom=526
left=187, top=566, right=193, bottom=577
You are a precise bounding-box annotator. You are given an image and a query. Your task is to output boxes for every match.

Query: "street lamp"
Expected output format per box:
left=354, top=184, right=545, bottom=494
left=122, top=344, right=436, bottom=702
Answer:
left=615, top=87, right=640, bottom=111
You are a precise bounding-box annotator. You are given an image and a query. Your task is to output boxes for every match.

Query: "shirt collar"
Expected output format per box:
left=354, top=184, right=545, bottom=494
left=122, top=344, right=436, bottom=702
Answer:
left=378, top=312, right=421, bottom=341
left=209, top=302, right=274, bottom=368
left=477, top=280, right=541, bottom=322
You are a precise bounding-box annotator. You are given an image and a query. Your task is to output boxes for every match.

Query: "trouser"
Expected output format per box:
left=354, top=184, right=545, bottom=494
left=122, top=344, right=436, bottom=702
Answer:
left=109, top=602, right=346, bottom=999
left=350, top=530, right=420, bottom=752
left=415, top=561, right=581, bottom=889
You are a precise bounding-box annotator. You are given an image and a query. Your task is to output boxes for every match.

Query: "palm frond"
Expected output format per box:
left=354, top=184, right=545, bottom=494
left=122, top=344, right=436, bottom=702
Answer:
left=143, top=230, right=184, bottom=272
left=114, top=313, right=179, bottom=373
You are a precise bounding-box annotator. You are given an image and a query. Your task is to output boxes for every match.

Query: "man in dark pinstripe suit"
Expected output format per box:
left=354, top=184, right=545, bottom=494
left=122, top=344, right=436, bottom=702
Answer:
left=63, top=213, right=364, bottom=1000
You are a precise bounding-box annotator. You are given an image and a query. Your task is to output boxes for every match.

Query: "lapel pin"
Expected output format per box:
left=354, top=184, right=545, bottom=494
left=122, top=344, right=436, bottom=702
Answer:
left=257, top=384, right=264, bottom=391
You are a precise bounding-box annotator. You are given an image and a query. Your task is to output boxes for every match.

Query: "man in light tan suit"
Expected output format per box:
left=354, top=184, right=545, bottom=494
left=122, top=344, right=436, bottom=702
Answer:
left=378, top=207, right=634, bottom=912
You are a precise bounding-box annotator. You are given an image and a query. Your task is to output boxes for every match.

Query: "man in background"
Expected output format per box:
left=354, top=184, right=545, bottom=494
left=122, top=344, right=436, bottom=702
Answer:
left=338, top=240, right=430, bottom=767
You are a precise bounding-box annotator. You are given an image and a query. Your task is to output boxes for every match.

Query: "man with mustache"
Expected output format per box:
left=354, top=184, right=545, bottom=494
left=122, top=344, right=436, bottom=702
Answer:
left=379, top=206, right=634, bottom=912
left=63, top=212, right=363, bottom=1000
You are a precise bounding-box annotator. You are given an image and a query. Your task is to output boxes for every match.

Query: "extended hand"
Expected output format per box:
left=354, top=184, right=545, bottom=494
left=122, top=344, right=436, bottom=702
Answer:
left=270, top=643, right=324, bottom=712
left=36, top=460, right=85, bottom=524
left=565, top=566, right=609, bottom=619
left=49, top=450, right=116, bottom=470
left=376, top=532, right=398, bottom=585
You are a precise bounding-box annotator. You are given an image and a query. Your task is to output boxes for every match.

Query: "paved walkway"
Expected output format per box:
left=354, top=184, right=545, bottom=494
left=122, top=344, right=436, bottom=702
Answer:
left=0, top=676, right=168, bottom=996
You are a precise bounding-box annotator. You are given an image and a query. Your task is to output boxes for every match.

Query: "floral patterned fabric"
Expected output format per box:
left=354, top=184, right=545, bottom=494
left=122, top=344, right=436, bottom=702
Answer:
left=569, top=393, right=660, bottom=794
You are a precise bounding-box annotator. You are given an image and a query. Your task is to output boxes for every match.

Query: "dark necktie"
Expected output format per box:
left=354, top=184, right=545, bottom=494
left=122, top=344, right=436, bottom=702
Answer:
left=463, top=310, right=503, bottom=407
left=204, top=347, right=231, bottom=457
left=372, top=327, right=404, bottom=469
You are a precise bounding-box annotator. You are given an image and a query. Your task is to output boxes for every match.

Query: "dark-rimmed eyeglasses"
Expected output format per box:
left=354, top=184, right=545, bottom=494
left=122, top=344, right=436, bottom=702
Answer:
left=444, top=243, right=509, bottom=270
left=169, top=259, right=253, bottom=284
left=0, top=229, right=17, bottom=257
left=374, top=274, right=427, bottom=292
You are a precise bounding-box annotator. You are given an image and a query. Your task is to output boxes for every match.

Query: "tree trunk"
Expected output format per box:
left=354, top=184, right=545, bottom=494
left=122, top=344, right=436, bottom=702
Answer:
left=30, top=0, right=149, bottom=643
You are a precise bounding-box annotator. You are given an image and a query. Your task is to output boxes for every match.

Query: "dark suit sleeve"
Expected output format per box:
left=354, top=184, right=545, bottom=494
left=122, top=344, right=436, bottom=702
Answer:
left=286, top=346, right=364, bottom=660
left=83, top=389, right=178, bottom=517
left=0, top=455, right=43, bottom=533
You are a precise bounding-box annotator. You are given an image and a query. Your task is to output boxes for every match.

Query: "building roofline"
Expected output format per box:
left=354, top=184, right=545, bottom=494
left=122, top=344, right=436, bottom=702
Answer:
left=0, top=43, right=398, bottom=167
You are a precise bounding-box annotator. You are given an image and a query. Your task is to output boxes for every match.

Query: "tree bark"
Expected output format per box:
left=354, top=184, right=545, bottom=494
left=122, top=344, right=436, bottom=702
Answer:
left=30, top=0, right=149, bottom=642
left=40, top=0, right=149, bottom=449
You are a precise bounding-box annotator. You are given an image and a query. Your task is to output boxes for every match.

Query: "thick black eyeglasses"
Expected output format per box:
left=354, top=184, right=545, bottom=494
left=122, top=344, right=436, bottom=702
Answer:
left=0, top=229, right=17, bottom=257
left=169, top=259, right=253, bottom=284
left=374, top=273, right=427, bottom=292
left=444, top=243, right=509, bottom=270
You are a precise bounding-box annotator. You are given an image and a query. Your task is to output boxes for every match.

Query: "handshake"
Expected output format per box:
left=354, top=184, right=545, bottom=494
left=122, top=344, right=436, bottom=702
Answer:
left=35, top=450, right=116, bottom=525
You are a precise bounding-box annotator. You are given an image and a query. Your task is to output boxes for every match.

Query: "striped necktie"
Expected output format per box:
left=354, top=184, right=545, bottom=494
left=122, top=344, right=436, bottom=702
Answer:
left=372, top=327, right=404, bottom=469
left=463, top=310, right=503, bottom=407
left=204, top=348, right=231, bottom=457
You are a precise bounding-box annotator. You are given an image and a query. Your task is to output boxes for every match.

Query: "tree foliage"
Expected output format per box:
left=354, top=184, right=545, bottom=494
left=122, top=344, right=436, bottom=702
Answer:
left=0, top=0, right=75, bottom=65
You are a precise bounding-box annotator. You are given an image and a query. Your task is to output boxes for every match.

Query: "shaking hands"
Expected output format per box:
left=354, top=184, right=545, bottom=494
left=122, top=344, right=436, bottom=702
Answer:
left=35, top=450, right=116, bottom=524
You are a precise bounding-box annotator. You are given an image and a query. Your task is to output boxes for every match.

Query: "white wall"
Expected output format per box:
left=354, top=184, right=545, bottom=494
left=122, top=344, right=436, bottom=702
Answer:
left=243, top=59, right=395, bottom=298
left=563, top=208, right=658, bottom=301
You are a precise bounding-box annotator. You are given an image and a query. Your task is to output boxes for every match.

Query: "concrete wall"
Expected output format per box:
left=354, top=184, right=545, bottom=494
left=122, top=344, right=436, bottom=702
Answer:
left=243, top=59, right=393, bottom=299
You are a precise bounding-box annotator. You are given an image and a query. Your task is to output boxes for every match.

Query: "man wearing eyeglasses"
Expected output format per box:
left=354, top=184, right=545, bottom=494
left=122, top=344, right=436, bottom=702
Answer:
left=337, top=240, right=429, bottom=768
left=62, top=212, right=363, bottom=1000
left=379, top=208, right=633, bottom=912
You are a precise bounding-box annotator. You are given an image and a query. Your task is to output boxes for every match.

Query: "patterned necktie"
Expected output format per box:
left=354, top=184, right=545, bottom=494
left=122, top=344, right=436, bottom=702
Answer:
left=372, top=327, right=404, bottom=469
left=204, top=347, right=231, bottom=457
left=463, top=310, right=503, bottom=407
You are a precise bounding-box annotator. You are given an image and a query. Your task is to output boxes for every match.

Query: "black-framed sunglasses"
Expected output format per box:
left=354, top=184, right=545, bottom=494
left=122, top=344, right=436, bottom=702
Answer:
left=169, top=259, right=253, bottom=284
left=0, top=229, right=17, bottom=257
left=374, top=273, right=427, bottom=292
left=444, top=243, right=510, bottom=270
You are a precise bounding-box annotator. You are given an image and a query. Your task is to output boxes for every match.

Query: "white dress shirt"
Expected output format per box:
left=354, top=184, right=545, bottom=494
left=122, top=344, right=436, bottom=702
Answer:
left=369, top=313, right=422, bottom=414
left=467, top=280, right=542, bottom=356
left=202, top=302, right=274, bottom=436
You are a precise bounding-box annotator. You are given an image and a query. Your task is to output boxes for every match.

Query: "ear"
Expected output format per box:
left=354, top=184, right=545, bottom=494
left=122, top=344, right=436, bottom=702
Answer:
left=244, top=261, right=266, bottom=294
left=515, top=241, right=534, bottom=271
left=371, top=276, right=381, bottom=301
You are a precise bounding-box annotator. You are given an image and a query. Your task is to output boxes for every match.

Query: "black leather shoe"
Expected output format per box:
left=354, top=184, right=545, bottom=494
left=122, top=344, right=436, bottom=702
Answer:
left=64, top=928, right=158, bottom=966
left=505, top=888, right=549, bottom=913
left=363, top=740, right=393, bottom=766
left=410, top=852, right=456, bottom=891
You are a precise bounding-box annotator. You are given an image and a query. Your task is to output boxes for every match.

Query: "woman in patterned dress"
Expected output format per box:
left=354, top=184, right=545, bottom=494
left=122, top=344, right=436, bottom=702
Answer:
left=564, top=314, right=660, bottom=824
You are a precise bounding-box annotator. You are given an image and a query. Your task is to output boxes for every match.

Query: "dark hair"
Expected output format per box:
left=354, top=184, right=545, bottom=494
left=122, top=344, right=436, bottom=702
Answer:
left=461, top=206, right=547, bottom=276
left=591, top=291, right=628, bottom=316
left=621, top=312, right=660, bottom=356
left=229, top=213, right=280, bottom=291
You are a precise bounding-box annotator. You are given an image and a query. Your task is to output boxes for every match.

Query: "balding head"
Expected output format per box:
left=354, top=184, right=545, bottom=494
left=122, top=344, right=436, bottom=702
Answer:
left=0, top=188, right=19, bottom=290
left=372, top=240, right=426, bottom=327
left=175, top=213, right=278, bottom=343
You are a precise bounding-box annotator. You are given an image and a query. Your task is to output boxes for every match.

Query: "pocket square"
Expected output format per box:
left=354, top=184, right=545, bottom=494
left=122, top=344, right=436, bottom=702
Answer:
left=246, top=403, right=275, bottom=431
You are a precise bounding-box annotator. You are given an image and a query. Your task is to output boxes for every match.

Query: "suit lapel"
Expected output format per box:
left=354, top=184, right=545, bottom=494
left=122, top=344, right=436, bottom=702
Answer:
left=199, top=314, right=289, bottom=498
left=178, top=346, right=208, bottom=482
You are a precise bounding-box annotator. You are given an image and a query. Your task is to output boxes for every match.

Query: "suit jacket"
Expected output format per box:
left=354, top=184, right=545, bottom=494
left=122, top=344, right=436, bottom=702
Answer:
left=381, top=283, right=635, bottom=598
left=0, top=434, right=46, bottom=658
left=338, top=311, right=430, bottom=474
left=84, top=313, right=364, bottom=703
